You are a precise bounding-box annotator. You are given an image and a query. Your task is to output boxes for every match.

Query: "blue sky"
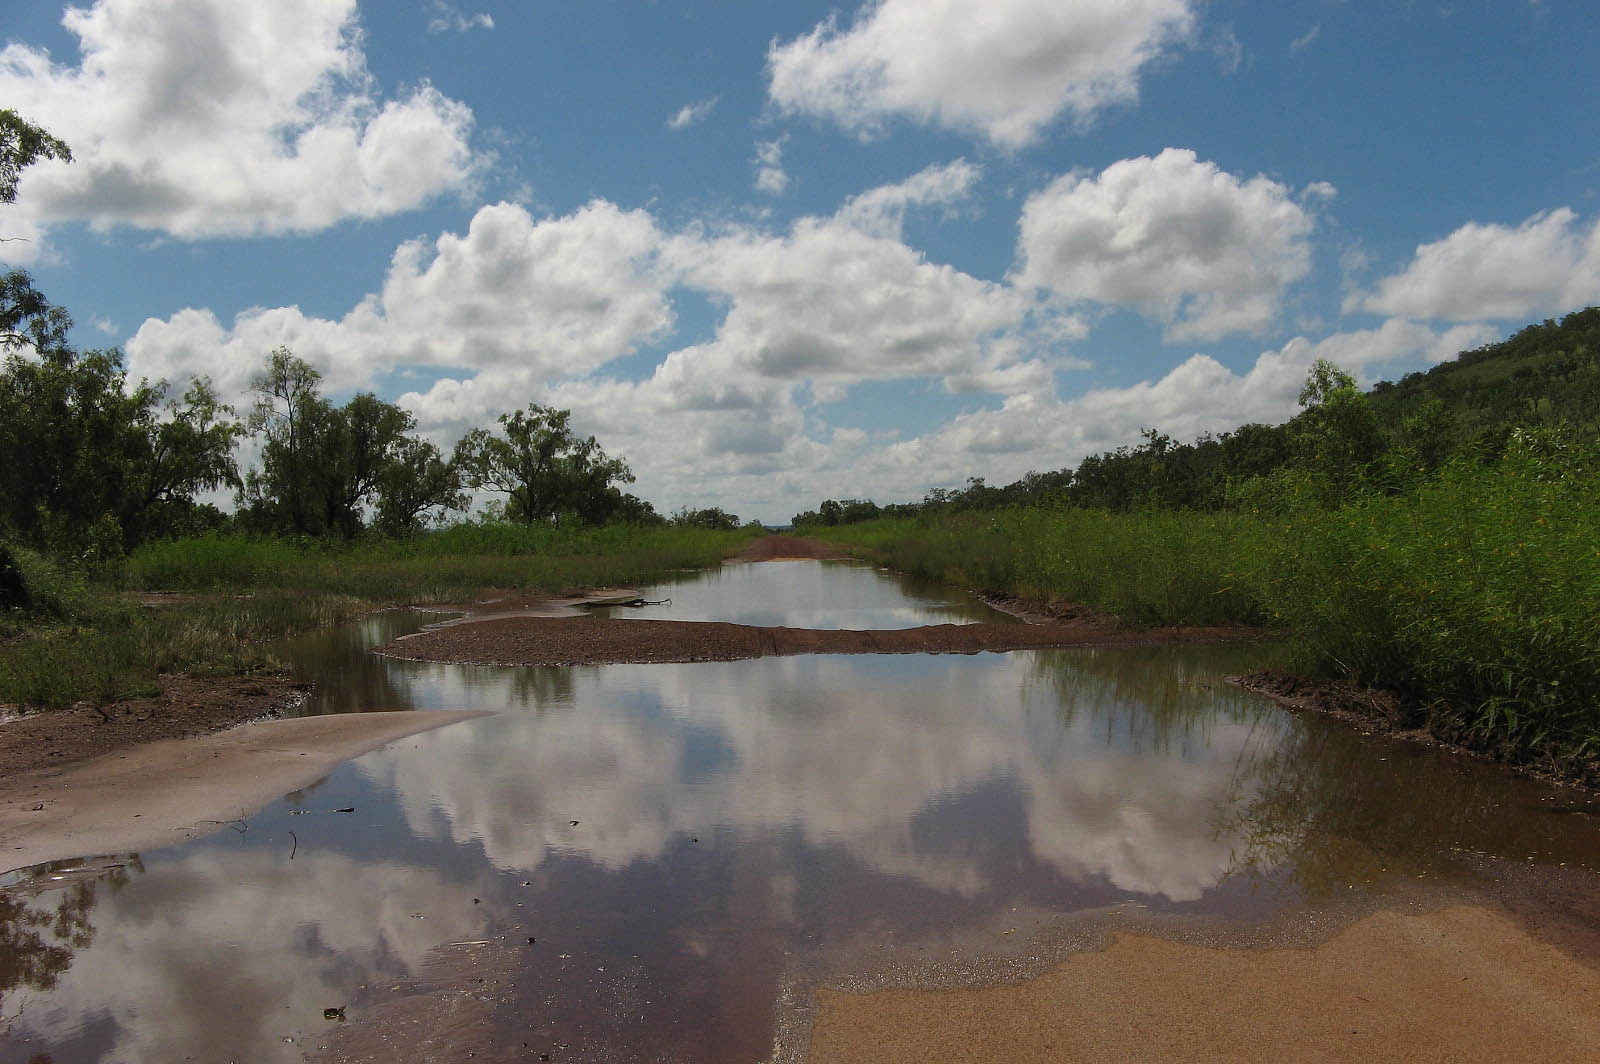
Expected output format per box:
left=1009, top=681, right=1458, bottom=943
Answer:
left=3, top=0, right=1598, bottom=522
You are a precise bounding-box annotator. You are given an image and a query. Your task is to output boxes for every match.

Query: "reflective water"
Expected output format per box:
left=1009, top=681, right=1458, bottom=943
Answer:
left=2, top=561, right=1596, bottom=1063
left=591, top=559, right=1018, bottom=628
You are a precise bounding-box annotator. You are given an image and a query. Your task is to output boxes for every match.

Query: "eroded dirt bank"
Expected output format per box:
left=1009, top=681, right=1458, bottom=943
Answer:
left=0, top=672, right=309, bottom=781
left=376, top=614, right=1257, bottom=667
left=805, top=903, right=1600, bottom=1063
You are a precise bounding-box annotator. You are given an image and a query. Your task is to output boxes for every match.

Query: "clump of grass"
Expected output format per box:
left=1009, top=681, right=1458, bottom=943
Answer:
left=3, top=523, right=758, bottom=709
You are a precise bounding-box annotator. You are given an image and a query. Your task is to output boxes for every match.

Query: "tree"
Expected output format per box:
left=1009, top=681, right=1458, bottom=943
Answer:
left=0, top=109, right=71, bottom=207
left=455, top=403, right=635, bottom=525
left=670, top=506, right=740, bottom=530
left=375, top=436, right=467, bottom=536
left=243, top=348, right=324, bottom=535
left=0, top=347, right=241, bottom=554
left=242, top=348, right=466, bottom=537
left=1290, top=358, right=1386, bottom=502
left=2, top=111, right=73, bottom=359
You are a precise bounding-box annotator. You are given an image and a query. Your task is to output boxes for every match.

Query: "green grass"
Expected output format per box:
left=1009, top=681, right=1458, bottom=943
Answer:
left=813, top=438, right=1600, bottom=778
left=2, top=522, right=758, bottom=708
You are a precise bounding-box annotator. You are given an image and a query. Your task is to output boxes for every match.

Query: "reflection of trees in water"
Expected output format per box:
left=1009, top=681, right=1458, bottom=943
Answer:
left=283, top=611, right=429, bottom=715
left=1214, top=713, right=1585, bottom=899
left=504, top=664, right=579, bottom=709
left=1, top=857, right=140, bottom=1024
left=1026, top=644, right=1285, bottom=756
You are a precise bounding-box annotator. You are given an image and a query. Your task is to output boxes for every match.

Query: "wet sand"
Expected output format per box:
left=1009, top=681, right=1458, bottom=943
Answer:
left=807, top=903, right=1600, bottom=1063
left=376, top=615, right=1256, bottom=667
left=0, top=710, right=488, bottom=872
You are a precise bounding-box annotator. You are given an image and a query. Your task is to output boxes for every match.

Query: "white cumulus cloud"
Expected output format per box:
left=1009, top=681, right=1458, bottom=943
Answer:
left=1013, top=148, right=1319, bottom=341
left=0, top=0, right=484, bottom=258
left=767, top=0, right=1196, bottom=149
left=1352, top=207, right=1600, bottom=322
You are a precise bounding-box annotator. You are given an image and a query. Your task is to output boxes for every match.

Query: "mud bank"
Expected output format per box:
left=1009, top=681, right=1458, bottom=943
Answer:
left=1235, top=670, right=1600, bottom=789
left=0, top=672, right=309, bottom=780
left=375, top=614, right=1258, bottom=667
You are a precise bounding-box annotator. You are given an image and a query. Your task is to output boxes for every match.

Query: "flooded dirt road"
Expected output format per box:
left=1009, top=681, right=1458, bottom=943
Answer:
left=2, top=559, right=1597, bottom=1062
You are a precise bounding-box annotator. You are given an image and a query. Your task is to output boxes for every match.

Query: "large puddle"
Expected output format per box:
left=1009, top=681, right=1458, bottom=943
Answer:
left=2, top=561, right=1597, bottom=1062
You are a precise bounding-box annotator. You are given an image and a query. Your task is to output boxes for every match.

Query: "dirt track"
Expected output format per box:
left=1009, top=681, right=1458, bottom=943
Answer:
left=376, top=614, right=1256, bottom=667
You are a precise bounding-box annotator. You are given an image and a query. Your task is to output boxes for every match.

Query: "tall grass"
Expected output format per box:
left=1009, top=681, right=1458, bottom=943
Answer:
left=2, top=523, right=757, bottom=707
left=121, top=524, right=750, bottom=599
left=814, top=508, right=1263, bottom=627
left=816, top=437, right=1600, bottom=774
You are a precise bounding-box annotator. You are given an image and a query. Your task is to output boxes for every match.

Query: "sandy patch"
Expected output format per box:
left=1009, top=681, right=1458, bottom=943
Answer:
left=0, top=710, right=489, bottom=873
left=807, top=904, right=1600, bottom=1063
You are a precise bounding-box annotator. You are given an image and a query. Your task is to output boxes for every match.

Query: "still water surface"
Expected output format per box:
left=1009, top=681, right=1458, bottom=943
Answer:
left=2, top=561, right=1595, bottom=1062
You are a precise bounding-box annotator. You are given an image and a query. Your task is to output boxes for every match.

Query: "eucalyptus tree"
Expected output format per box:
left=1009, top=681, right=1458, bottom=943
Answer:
left=455, top=403, right=636, bottom=525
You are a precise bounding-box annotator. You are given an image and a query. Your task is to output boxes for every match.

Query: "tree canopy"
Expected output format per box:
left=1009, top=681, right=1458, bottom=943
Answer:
left=240, top=348, right=467, bottom=537
left=455, top=403, right=650, bottom=526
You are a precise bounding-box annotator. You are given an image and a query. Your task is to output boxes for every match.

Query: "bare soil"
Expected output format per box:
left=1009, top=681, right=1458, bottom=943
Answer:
left=730, top=534, right=854, bottom=562
left=807, top=904, right=1600, bottom=1063
left=0, top=672, right=309, bottom=780
left=376, top=614, right=1259, bottom=667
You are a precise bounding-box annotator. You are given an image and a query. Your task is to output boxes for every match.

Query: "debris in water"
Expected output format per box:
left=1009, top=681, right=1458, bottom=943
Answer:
left=323, top=1006, right=346, bottom=1021
left=334, top=807, right=355, bottom=813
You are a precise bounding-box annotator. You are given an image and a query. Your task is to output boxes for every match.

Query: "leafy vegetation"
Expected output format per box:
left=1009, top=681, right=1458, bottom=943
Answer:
left=802, top=315, right=1600, bottom=779
left=1, top=523, right=755, bottom=708
left=455, top=403, right=652, bottom=526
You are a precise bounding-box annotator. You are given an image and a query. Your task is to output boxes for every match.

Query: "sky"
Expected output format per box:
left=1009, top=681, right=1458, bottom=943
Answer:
left=3, top=0, right=1598, bottom=523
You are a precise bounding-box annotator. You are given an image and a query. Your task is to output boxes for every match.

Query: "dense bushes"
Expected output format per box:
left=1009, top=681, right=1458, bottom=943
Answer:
left=814, top=429, right=1600, bottom=773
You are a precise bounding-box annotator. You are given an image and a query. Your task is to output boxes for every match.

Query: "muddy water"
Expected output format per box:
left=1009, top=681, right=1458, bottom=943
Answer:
left=2, top=561, right=1597, bottom=1063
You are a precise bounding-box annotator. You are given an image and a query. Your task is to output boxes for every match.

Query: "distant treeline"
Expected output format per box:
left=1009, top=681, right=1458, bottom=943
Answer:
left=794, top=307, right=1600, bottom=526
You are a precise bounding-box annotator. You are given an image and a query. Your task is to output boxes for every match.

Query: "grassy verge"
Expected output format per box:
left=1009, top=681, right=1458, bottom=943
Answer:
left=1, top=523, right=756, bottom=708
left=811, top=446, right=1600, bottom=778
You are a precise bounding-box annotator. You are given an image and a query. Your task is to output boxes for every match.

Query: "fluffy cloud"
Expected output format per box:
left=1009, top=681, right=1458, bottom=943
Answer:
left=1353, top=207, right=1600, bottom=322
left=0, top=0, right=482, bottom=257
left=857, top=318, right=1496, bottom=498
left=836, top=158, right=981, bottom=238
left=1013, top=148, right=1318, bottom=341
left=127, top=200, right=672, bottom=423
left=129, top=175, right=1036, bottom=514
left=121, top=156, right=1494, bottom=522
left=767, top=0, right=1195, bottom=148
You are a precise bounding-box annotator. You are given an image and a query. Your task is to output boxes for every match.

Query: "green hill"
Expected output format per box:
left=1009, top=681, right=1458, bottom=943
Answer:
left=1368, top=307, right=1600, bottom=444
